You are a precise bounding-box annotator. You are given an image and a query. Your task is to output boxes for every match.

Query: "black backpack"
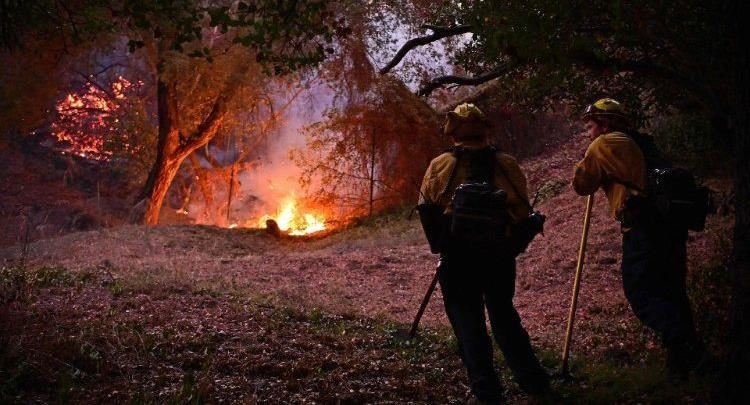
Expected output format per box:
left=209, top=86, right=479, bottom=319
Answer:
left=448, top=147, right=512, bottom=249
left=617, top=133, right=713, bottom=231
left=417, top=146, right=544, bottom=255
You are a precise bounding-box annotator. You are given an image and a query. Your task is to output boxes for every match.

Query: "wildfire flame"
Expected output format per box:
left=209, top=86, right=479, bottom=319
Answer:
left=51, top=76, right=143, bottom=161
left=256, top=196, right=326, bottom=236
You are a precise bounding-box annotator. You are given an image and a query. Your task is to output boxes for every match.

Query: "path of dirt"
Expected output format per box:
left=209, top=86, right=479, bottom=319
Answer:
left=1, top=137, right=732, bottom=364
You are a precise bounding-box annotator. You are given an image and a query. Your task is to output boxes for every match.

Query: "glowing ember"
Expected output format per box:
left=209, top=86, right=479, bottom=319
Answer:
left=257, top=197, right=326, bottom=235
left=51, top=76, right=143, bottom=161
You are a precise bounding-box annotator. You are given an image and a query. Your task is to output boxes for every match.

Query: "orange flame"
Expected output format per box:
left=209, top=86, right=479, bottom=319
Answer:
left=51, top=76, right=143, bottom=161
left=256, top=196, right=326, bottom=235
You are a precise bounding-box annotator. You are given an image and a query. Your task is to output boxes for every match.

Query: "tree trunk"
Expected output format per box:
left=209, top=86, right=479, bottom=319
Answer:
left=142, top=155, right=183, bottom=225
left=137, top=69, right=231, bottom=225
left=721, top=2, right=750, bottom=401
left=189, top=154, right=215, bottom=222
left=140, top=77, right=181, bottom=225
left=226, top=163, right=237, bottom=223
left=368, top=129, right=376, bottom=217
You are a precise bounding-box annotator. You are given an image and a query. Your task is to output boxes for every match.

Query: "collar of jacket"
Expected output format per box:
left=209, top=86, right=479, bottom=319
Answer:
left=453, top=138, right=489, bottom=149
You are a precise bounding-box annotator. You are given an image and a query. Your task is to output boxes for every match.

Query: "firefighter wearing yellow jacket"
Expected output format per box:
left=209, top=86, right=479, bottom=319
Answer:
left=573, top=98, right=706, bottom=378
left=419, top=103, right=550, bottom=403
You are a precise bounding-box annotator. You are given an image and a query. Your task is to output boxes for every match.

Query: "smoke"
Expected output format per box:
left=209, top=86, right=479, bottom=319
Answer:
left=183, top=10, right=464, bottom=228
left=227, top=79, right=334, bottom=227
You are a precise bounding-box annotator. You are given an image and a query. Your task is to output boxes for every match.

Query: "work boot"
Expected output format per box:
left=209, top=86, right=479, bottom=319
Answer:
left=666, top=348, right=691, bottom=381
left=516, top=369, right=553, bottom=398
left=666, top=339, right=709, bottom=381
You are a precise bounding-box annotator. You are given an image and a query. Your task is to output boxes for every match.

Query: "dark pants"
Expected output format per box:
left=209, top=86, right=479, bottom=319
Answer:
left=438, top=250, right=547, bottom=401
left=621, top=224, right=699, bottom=350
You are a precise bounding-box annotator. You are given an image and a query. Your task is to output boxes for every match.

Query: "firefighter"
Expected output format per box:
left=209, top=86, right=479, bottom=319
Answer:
left=419, top=103, right=550, bottom=403
left=572, top=98, right=707, bottom=378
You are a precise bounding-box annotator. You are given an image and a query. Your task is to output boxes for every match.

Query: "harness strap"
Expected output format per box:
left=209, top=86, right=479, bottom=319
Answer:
left=494, top=158, right=533, bottom=211
left=606, top=173, right=647, bottom=194
left=436, top=148, right=462, bottom=206
left=445, top=146, right=534, bottom=211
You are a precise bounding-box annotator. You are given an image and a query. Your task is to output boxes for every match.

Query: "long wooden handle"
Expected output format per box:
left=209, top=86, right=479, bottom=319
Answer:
left=409, top=260, right=441, bottom=339
left=561, top=194, right=595, bottom=375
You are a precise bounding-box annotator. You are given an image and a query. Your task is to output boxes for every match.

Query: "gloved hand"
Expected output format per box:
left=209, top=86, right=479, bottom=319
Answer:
left=509, top=211, right=546, bottom=256
left=527, top=211, right=546, bottom=235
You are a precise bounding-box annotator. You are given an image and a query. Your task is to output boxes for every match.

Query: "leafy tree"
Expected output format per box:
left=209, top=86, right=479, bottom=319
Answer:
left=181, top=81, right=306, bottom=226
left=292, top=20, right=441, bottom=218
left=1, top=0, right=344, bottom=224
left=295, top=76, right=440, bottom=217
left=118, top=1, right=343, bottom=224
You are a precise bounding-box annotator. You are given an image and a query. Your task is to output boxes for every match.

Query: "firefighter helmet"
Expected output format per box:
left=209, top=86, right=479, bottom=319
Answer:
left=444, top=103, right=490, bottom=136
left=582, top=98, right=628, bottom=122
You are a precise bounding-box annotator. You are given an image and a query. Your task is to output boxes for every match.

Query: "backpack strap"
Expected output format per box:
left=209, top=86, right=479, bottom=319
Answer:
left=438, top=146, right=491, bottom=204
left=493, top=152, right=534, bottom=211
left=605, top=132, right=666, bottom=195
left=439, top=146, right=534, bottom=211
left=606, top=173, right=647, bottom=194
left=435, top=147, right=463, bottom=205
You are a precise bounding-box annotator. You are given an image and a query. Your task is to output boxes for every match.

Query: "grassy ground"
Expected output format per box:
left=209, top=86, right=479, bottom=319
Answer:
left=1, top=260, right=717, bottom=404
left=0, top=134, right=732, bottom=403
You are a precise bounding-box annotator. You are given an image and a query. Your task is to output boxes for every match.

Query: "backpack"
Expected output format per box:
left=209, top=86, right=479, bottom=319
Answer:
left=417, top=146, right=544, bottom=255
left=617, top=133, right=713, bottom=231
left=447, top=146, right=514, bottom=251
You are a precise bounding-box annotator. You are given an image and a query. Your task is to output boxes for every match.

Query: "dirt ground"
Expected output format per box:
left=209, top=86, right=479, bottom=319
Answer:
left=0, top=137, right=732, bottom=403
left=2, top=137, right=732, bottom=360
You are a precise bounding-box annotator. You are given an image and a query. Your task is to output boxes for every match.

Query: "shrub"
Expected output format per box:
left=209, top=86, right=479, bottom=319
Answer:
left=650, top=114, right=723, bottom=174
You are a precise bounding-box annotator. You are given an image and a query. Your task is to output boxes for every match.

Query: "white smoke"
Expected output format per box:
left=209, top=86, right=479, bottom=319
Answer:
left=231, top=79, right=334, bottom=226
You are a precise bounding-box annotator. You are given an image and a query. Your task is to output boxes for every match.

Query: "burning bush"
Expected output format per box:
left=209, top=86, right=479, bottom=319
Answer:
left=52, top=76, right=148, bottom=161
left=49, top=74, right=156, bottom=195
left=255, top=195, right=328, bottom=236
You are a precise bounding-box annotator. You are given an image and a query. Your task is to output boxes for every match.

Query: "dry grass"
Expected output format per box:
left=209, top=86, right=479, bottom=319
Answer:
left=0, top=137, right=733, bottom=403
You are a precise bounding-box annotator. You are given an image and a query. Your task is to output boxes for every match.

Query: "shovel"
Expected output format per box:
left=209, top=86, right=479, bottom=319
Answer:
left=408, top=260, right=441, bottom=339
left=561, top=194, right=594, bottom=376
left=391, top=259, right=441, bottom=340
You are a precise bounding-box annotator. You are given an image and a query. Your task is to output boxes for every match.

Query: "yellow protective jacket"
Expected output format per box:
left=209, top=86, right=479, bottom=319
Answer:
left=419, top=144, right=530, bottom=223
left=572, top=132, right=647, bottom=218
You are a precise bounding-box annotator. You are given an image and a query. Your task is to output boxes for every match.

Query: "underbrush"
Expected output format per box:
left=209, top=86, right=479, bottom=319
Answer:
left=687, top=218, right=734, bottom=352
left=0, top=264, right=720, bottom=403
left=650, top=113, right=728, bottom=176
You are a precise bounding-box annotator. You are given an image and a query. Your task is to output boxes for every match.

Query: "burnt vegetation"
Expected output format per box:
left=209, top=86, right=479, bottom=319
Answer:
left=1, top=0, right=748, bottom=403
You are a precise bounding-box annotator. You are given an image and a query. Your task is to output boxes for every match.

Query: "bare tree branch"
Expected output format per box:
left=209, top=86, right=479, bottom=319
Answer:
left=73, top=70, right=116, bottom=99
left=378, top=24, right=473, bottom=74
left=575, top=54, right=727, bottom=115
left=418, top=65, right=510, bottom=97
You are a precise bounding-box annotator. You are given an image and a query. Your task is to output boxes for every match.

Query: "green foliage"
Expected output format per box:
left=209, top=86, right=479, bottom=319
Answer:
left=534, top=179, right=568, bottom=205
left=3, top=1, right=343, bottom=75
left=27, top=266, right=76, bottom=288
left=0, top=265, right=26, bottom=304
left=416, top=0, right=738, bottom=130
left=651, top=113, right=723, bottom=172
left=1, top=265, right=78, bottom=305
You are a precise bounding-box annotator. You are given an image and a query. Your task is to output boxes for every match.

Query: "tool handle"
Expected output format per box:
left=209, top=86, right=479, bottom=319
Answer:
left=561, top=194, right=595, bottom=375
left=409, top=261, right=441, bottom=339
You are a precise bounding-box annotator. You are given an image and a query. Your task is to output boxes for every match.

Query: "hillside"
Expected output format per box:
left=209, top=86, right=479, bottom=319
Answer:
left=0, top=136, right=733, bottom=403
